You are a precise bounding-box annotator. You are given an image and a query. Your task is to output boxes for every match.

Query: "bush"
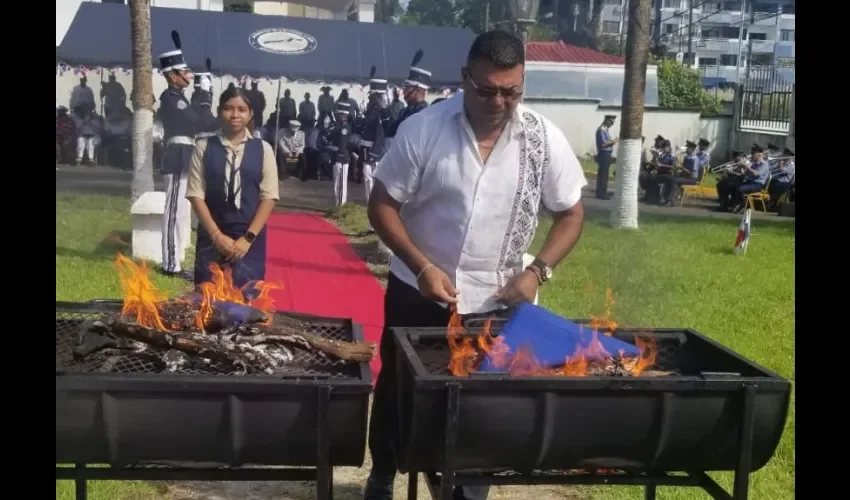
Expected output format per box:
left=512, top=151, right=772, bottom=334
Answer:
left=657, top=59, right=723, bottom=115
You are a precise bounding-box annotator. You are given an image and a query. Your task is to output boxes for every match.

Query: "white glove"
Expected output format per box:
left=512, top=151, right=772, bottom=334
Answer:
left=200, top=75, right=212, bottom=93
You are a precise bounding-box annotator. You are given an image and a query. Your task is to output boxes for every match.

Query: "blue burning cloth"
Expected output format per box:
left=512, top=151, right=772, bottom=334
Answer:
left=478, top=302, right=641, bottom=372
left=182, top=294, right=268, bottom=327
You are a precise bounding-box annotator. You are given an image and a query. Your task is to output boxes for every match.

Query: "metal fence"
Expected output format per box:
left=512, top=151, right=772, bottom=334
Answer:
left=738, top=66, right=794, bottom=133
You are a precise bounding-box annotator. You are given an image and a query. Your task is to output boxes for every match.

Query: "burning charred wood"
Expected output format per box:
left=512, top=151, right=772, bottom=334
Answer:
left=156, top=299, right=269, bottom=332
left=89, top=319, right=274, bottom=374
left=232, top=327, right=376, bottom=363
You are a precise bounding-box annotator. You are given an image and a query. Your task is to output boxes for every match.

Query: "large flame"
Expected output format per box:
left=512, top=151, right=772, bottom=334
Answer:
left=114, top=253, right=280, bottom=332
left=446, top=289, right=657, bottom=377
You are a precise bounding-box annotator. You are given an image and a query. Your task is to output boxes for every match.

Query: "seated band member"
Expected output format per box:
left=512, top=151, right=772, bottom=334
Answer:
left=731, top=144, right=769, bottom=211
left=648, top=140, right=676, bottom=204
left=277, top=119, right=306, bottom=178
left=696, top=138, right=711, bottom=173
left=186, top=87, right=280, bottom=291
left=716, top=151, right=749, bottom=211
left=768, top=147, right=795, bottom=206
left=659, top=140, right=701, bottom=205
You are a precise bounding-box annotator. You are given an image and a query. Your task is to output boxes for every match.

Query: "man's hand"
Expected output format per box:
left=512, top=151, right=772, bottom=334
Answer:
left=417, top=265, right=459, bottom=304
left=495, top=269, right=540, bottom=307
left=200, top=75, right=212, bottom=93
left=228, top=237, right=251, bottom=261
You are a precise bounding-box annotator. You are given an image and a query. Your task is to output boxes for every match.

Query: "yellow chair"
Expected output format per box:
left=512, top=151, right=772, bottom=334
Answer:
left=745, top=175, right=772, bottom=213
left=679, top=168, right=716, bottom=206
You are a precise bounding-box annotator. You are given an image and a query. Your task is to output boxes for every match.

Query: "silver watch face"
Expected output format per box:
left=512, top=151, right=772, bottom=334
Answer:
left=543, top=267, right=553, bottom=279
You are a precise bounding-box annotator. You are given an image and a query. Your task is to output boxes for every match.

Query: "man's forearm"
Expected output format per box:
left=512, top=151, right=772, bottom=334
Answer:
left=368, top=199, right=432, bottom=276
left=535, top=202, right=585, bottom=268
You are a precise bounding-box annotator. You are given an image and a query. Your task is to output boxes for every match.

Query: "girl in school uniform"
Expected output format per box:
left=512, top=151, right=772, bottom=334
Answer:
left=186, top=87, right=280, bottom=292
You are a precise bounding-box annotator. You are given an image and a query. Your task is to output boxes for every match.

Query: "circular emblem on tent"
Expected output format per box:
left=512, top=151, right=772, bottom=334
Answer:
left=249, top=28, right=317, bottom=56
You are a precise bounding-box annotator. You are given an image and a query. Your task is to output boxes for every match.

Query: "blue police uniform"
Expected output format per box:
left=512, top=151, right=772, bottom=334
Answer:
left=157, top=47, right=218, bottom=277
left=192, top=136, right=268, bottom=290
left=734, top=158, right=770, bottom=207
left=595, top=116, right=616, bottom=199
left=768, top=148, right=795, bottom=203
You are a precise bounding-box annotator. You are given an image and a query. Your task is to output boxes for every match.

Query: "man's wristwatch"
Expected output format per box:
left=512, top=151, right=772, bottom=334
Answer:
left=243, top=231, right=257, bottom=244
left=526, top=258, right=553, bottom=285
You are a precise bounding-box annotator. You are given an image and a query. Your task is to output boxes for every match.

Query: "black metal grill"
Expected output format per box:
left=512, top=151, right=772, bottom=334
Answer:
left=56, top=303, right=359, bottom=379
left=391, top=326, right=792, bottom=500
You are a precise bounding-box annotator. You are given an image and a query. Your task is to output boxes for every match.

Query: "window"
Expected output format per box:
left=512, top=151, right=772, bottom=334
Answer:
left=102, top=0, right=125, bottom=3
left=602, top=21, right=620, bottom=34
left=699, top=57, right=718, bottom=67
left=780, top=29, right=795, bottom=42
left=722, top=1, right=742, bottom=10
left=604, top=0, right=622, bottom=5
left=748, top=32, right=767, bottom=41
left=720, top=54, right=737, bottom=66
left=781, top=3, right=795, bottom=14
left=664, top=24, right=676, bottom=34
left=662, top=0, right=680, bottom=8
left=752, top=3, right=777, bottom=14
left=750, top=53, right=773, bottom=66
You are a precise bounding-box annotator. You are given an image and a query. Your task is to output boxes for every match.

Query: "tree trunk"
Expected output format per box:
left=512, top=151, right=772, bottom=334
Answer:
left=588, top=0, right=605, bottom=50
left=129, top=0, right=156, bottom=203
left=609, top=0, right=652, bottom=230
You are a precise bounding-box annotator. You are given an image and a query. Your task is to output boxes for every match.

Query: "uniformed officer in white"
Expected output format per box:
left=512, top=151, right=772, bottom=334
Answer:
left=363, top=30, right=587, bottom=500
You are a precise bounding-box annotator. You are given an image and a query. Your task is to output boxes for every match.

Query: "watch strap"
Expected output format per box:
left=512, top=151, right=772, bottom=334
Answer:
left=244, top=231, right=257, bottom=243
left=529, top=258, right=552, bottom=282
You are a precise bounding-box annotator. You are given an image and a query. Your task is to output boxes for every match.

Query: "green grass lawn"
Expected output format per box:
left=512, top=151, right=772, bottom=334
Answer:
left=56, top=194, right=193, bottom=500
left=332, top=203, right=795, bottom=500
left=57, top=195, right=794, bottom=500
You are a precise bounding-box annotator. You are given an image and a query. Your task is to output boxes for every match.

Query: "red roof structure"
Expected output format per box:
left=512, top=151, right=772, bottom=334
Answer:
left=526, top=41, right=625, bottom=65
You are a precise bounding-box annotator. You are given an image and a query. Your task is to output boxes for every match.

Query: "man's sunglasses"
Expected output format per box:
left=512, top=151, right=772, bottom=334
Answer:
left=463, top=70, right=523, bottom=101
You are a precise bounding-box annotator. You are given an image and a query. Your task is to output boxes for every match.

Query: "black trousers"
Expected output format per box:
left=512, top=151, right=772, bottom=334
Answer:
left=367, top=273, right=490, bottom=500
left=595, top=150, right=612, bottom=199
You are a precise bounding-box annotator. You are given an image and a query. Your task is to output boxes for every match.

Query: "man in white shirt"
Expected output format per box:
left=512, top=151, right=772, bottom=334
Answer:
left=363, top=30, right=587, bottom=500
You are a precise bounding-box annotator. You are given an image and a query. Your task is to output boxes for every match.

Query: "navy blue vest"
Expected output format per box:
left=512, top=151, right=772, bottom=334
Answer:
left=202, top=136, right=265, bottom=232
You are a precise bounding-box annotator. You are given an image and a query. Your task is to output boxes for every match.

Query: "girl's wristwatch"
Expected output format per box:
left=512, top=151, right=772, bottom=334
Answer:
left=244, top=231, right=257, bottom=243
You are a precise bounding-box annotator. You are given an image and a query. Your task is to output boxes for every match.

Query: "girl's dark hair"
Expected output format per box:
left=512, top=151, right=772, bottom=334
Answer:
left=218, top=87, right=253, bottom=110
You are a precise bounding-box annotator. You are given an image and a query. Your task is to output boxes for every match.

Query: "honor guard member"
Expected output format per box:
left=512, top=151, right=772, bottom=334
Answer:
left=360, top=70, right=392, bottom=230
left=594, top=114, right=618, bottom=199
left=319, top=101, right=356, bottom=207
left=386, top=49, right=431, bottom=138
left=157, top=31, right=218, bottom=280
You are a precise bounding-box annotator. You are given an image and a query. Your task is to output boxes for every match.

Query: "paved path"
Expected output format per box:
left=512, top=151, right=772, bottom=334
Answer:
left=56, top=165, right=794, bottom=223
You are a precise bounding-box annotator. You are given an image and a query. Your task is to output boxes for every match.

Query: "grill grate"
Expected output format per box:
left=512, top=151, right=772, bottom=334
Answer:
left=56, top=306, right=359, bottom=379
left=411, top=332, right=684, bottom=376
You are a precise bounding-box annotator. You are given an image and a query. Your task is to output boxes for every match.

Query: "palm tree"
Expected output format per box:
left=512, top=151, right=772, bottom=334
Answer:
left=609, top=0, right=651, bottom=229
left=129, top=0, right=155, bottom=203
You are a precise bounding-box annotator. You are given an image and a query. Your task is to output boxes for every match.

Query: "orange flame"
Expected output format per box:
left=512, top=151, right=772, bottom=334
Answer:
left=114, top=253, right=280, bottom=332
left=446, top=289, right=657, bottom=377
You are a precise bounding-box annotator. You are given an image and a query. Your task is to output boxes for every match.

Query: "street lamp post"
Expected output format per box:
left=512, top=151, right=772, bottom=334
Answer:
left=509, top=0, right=540, bottom=44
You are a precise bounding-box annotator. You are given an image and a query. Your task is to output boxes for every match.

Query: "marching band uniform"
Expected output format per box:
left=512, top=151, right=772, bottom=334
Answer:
left=716, top=151, right=749, bottom=211
left=157, top=47, right=218, bottom=278
left=594, top=114, right=617, bottom=199
left=360, top=78, right=391, bottom=228
left=660, top=140, right=701, bottom=205
left=319, top=102, right=355, bottom=206
left=386, top=56, right=431, bottom=138
left=696, top=138, right=711, bottom=173
left=769, top=147, right=795, bottom=204
left=731, top=145, right=770, bottom=210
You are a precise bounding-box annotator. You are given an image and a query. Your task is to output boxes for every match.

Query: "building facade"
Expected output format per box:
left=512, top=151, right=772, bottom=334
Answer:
left=598, top=0, right=795, bottom=85
left=57, top=0, right=375, bottom=46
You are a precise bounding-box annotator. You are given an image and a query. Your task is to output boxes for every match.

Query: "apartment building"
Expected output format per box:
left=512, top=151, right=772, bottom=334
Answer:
left=57, top=0, right=376, bottom=46
left=598, top=0, right=795, bottom=85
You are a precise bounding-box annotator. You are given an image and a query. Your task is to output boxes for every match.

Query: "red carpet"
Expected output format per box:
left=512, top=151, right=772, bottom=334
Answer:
left=264, top=212, right=384, bottom=382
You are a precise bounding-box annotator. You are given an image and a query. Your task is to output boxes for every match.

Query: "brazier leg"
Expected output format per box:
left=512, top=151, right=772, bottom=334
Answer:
left=74, top=464, right=87, bottom=500
left=441, top=383, right=461, bottom=500
left=316, top=384, right=333, bottom=500
left=408, top=471, right=419, bottom=500
left=644, top=483, right=657, bottom=500
left=732, top=385, right=757, bottom=500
